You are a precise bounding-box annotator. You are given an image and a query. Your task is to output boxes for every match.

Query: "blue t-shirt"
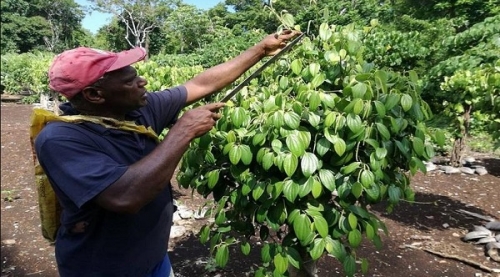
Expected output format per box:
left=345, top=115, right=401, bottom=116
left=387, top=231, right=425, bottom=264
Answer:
left=35, top=87, right=187, bottom=277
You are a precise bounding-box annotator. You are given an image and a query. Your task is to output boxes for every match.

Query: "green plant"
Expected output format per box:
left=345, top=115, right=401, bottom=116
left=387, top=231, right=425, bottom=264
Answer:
left=177, top=21, right=435, bottom=277
left=1, top=190, right=15, bottom=202
left=439, top=60, right=500, bottom=165
left=0, top=51, right=52, bottom=96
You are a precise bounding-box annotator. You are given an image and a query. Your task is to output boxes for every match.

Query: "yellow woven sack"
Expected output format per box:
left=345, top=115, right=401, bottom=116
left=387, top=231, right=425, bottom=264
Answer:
left=29, top=108, right=159, bottom=242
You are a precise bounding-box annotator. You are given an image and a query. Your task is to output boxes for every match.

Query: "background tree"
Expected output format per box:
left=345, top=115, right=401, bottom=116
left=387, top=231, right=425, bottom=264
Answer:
left=89, top=0, right=180, bottom=51
left=1, top=0, right=84, bottom=54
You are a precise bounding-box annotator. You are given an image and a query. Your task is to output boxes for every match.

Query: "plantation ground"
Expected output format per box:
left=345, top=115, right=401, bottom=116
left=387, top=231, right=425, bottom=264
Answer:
left=1, top=103, right=499, bottom=277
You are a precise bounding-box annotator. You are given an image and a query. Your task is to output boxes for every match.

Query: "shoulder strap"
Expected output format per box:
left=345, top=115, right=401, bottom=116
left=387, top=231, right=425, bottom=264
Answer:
left=29, top=108, right=160, bottom=143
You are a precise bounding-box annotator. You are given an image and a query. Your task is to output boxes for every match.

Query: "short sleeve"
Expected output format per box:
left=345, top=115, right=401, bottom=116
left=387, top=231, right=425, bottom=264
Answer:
left=140, top=86, right=187, bottom=132
left=35, top=125, right=128, bottom=208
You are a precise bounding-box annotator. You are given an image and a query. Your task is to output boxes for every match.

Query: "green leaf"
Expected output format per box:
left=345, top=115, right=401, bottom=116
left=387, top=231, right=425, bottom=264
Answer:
left=401, top=94, right=413, bottom=112
left=360, top=169, right=375, bottom=188
left=311, top=73, right=326, bottom=89
left=261, top=244, right=272, bottom=263
left=284, top=111, right=301, bottom=129
left=287, top=247, right=301, bottom=269
left=262, top=152, right=274, bottom=170
left=291, top=59, right=303, bottom=75
left=361, top=258, right=369, bottom=274
left=352, top=99, right=364, bottom=115
left=434, top=130, right=446, bottom=147
left=316, top=138, right=331, bottom=157
left=375, top=147, right=387, bottom=159
left=309, top=91, right=322, bottom=111
left=324, top=112, right=337, bottom=127
left=319, top=22, right=332, bottom=41
left=310, top=238, right=326, bottom=260
left=215, top=244, right=229, bottom=267
left=411, top=156, right=427, bottom=174
left=384, top=94, right=400, bottom=111
left=298, top=177, right=313, bottom=198
left=240, top=144, right=253, bottom=165
left=319, top=169, right=336, bottom=191
left=252, top=133, right=266, bottom=146
left=286, top=133, right=306, bottom=157
left=198, top=133, right=212, bottom=149
left=412, top=137, right=425, bottom=156
left=215, top=210, right=226, bottom=225
left=373, top=101, right=386, bottom=117
left=199, top=225, right=210, bottom=244
left=366, top=223, right=375, bottom=240
left=279, top=76, right=289, bottom=90
left=365, top=182, right=380, bottom=201
left=293, top=214, right=312, bottom=242
left=272, top=111, right=285, bottom=128
left=351, top=182, right=363, bottom=198
left=347, top=114, right=363, bottom=133
left=284, top=153, right=299, bottom=177
left=341, top=162, right=361, bottom=175
left=241, top=242, right=251, bottom=256
left=229, top=145, right=242, bottom=165
left=207, top=170, right=220, bottom=189
left=272, top=139, right=284, bottom=153
left=241, top=179, right=254, bottom=196
left=311, top=179, right=323, bottom=198
left=348, top=229, right=362, bottom=248
left=231, top=107, right=246, bottom=128
left=334, top=137, right=347, bottom=156
left=343, top=255, right=356, bottom=277
left=326, top=238, right=346, bottom=262
left=283, top=180, right=299, bottom=202
left=274, top=253, right=288, bottom=274
left=388, top=185, right=401, bottom=204
left=309, top=63, right=320, bottom=76
left=352, top=83, right=367, bottom=99
left=301, top=152, right=319, bottom=177
left=375, top=122, right=391, bottom=140
left=281, top=13, right=295, bottom=28
left=409, top=70, right=419, bottom=83
left=348, top=213, right=358, bottom=230
left=313, top=215, right=329, bottom=238
left=226, top=131, right=236, bottom=143
left=252, top=181, right=266, bottom=201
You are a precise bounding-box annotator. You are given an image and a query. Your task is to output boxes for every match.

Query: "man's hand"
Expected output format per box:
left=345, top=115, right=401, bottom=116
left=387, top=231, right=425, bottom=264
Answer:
left=259, top=29, right=302, bottom=56
left=174, top=103, right=225, bottom=139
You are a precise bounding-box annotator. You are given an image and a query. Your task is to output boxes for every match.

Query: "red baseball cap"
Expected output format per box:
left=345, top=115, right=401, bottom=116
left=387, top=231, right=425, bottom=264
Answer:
left=48, top=47, right=147, bottom=99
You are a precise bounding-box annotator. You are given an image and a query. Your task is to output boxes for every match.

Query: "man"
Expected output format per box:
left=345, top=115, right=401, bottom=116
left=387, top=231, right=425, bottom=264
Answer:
left=34, top=29, right=299, bottom=277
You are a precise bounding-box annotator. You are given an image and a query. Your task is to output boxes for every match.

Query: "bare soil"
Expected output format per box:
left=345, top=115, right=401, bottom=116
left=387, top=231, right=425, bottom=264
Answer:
left=1, top=103, right=499, bottom=277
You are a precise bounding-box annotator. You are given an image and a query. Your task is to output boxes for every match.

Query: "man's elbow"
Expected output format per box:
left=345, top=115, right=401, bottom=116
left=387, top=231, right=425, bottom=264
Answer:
left=95, top=195, right=142, bottom=214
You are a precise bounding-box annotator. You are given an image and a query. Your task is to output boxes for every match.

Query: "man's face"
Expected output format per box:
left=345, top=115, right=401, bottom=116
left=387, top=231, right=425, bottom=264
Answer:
left=96, top=66, right=148, bottom=113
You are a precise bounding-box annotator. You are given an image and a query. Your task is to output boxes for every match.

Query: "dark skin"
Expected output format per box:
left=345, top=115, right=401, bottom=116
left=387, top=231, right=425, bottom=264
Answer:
left=71, top=30, right=300, bottom=214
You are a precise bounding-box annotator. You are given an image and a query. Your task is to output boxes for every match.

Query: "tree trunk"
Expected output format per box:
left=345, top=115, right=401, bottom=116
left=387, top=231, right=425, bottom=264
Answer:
left=288, top=248, right=318, bottom=277
left=450, top=104, right=472, bottom=167
left=51, top=91, right=61, bottom=116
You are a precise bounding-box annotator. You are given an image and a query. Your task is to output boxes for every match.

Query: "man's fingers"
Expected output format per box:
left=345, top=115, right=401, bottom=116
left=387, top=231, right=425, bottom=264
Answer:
left=201, top=102, right=225, bottom=112
left=212, top=112, right=222, bottom=120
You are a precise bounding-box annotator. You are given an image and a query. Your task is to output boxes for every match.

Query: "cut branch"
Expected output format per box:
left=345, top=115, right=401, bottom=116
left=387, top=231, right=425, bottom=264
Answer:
left=402, top=244, right=498, bottom=273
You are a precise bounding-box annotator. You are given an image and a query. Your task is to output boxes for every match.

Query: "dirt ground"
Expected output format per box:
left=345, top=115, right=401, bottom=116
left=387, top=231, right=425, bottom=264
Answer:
left=1, top=102, right=499, bottom=277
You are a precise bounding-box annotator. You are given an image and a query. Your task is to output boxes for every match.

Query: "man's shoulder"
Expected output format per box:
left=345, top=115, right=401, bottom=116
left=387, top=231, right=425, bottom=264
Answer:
left=36, top=120, right=103, bottom=144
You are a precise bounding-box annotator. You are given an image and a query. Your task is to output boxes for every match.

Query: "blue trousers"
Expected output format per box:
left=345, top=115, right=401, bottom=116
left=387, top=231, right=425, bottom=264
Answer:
left=147, top=254, right=173, bottom=277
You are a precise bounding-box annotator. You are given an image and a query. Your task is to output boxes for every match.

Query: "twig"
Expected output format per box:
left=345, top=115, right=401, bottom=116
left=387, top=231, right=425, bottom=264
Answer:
left=456, top=209, right=497, bottom=222
left=402, top=244, right=496, bottom=273
left=26, top=271, right=45, bottom=275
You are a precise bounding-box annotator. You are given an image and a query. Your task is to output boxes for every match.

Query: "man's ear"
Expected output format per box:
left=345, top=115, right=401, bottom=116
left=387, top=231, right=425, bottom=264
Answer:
left=81, top=87, right=105, bottom=104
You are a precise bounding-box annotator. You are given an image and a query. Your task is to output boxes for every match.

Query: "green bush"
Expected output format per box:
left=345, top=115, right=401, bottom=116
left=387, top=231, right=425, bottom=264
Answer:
left=177, top=23, right=435, bottom=276
left=0, top=51, right=52, bottom=96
